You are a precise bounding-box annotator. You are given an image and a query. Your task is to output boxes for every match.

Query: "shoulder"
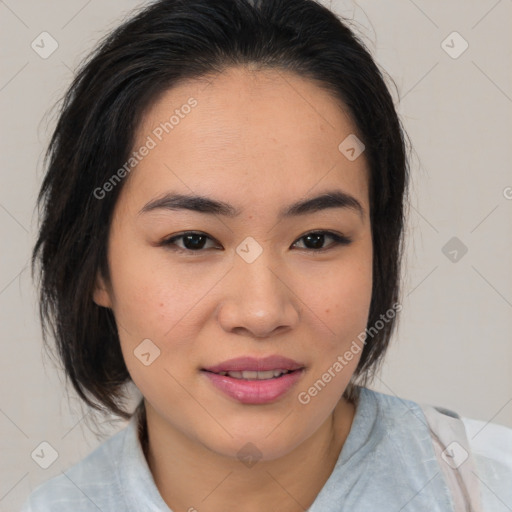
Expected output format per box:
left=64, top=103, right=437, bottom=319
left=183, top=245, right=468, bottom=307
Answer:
left=355, top=386, right=428, bottom=428
left=20, top=422, right=131, bottom=512
left=362, top=386, right=512, bottom=459
left=359, top=387, right=512, bottom=509
left=359, top=386, right=512, bottom=453
left=461, top=416, right=512, bottom=467
left=461, top=416, right=512, bottom=509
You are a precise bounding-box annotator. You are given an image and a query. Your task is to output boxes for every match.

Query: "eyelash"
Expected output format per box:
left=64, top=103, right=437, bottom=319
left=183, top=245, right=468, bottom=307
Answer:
left=159, top=230, right=352, bottom=255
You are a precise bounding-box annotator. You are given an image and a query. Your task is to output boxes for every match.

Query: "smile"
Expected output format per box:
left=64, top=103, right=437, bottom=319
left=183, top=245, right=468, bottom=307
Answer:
left=212, top=369, right=293, bottom=380
left=201, top=359, right=305, bottom=404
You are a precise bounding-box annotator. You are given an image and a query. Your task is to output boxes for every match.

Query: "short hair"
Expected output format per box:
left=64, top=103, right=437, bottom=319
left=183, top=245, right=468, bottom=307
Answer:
left=32, top=0, right=410, bottom=420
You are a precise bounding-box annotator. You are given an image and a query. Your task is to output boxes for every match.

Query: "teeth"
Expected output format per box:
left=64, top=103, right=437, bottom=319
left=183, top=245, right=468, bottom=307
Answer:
left=218, top=369, right=290, bottom=380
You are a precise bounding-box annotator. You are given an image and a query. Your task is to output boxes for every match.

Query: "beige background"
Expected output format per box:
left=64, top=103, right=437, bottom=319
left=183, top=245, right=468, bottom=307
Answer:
left=1, top=0, right=511, bottom=510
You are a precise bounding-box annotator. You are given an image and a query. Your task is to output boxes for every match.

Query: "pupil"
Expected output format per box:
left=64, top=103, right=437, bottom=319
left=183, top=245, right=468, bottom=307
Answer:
left=305, top=233, right=324, bottom=249
left=184, top=234, right=206, bottom=250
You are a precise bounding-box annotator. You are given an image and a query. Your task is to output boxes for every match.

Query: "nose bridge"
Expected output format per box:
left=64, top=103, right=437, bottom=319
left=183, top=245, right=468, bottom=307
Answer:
left=216, top=240, right=300, bottom=336
left=234, top=237, right=286, bottom=308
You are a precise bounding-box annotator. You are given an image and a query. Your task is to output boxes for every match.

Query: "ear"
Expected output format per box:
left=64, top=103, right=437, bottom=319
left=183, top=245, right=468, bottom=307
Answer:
left=92, top=271, right=113, bottom=308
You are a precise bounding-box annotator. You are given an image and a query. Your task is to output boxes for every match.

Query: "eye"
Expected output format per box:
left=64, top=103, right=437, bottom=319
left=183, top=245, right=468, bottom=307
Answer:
left=160, top=230, right=352, bottom=254
left=160, top=231, right=220, bottom=252
left=292, top=231, right=352, bottom=251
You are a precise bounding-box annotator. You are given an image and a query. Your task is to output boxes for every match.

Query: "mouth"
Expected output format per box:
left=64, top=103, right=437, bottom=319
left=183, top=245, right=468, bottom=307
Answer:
left=202, top=355, right=305, bottom=374
left=201, top=356, right=306, bottom=404
left=203, top=369, right=298, bottom=380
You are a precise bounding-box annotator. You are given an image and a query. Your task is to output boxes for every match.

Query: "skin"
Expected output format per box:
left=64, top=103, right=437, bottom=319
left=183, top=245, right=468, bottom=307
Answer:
left=93, top=66, right=373, bottom=512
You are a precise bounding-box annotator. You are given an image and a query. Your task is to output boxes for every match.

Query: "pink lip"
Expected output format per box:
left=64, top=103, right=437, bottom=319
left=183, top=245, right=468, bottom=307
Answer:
left=202, top=369, right=305, bottom=405
left=201, top=356, right=306, bottom=405
left=202, top=356, right=304, bottom=373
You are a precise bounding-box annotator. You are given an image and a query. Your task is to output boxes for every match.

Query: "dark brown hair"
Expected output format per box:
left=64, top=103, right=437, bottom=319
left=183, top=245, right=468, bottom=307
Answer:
left=32, top=0, right=409, bottom=420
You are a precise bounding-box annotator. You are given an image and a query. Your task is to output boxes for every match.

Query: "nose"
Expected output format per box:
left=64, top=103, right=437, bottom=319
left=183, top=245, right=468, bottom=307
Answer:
left=215, top=251, right=301, bottom=339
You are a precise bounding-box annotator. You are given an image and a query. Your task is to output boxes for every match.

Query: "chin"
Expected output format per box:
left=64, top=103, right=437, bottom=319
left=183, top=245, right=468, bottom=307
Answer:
left=197, top=422, right=312, bottom=464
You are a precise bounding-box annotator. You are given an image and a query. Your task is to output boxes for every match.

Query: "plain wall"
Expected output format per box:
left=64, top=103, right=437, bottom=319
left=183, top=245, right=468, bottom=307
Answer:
left=1, top=0, right=511, bottom=510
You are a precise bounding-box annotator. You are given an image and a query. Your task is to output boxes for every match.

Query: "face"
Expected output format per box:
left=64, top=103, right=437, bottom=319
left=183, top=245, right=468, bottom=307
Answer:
left=93, top=66, right=373, bottom=461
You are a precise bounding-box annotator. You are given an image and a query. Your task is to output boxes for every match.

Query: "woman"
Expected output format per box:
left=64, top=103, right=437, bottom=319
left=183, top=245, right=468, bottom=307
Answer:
left=22, top=0, right=512, bottom=510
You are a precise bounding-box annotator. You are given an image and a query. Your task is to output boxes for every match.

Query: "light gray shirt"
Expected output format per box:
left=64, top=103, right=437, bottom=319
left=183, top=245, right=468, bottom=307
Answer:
left=20, top=387, right=512, bottom=511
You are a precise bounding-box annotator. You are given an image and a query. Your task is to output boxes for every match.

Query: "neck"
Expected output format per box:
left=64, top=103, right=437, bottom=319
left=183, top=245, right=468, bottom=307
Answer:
left=140, top=396, right=357, bottom=512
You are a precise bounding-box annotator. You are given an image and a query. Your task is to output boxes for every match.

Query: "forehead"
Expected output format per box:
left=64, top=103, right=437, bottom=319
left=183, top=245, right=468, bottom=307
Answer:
left=127, top=66, right=369, bottom=216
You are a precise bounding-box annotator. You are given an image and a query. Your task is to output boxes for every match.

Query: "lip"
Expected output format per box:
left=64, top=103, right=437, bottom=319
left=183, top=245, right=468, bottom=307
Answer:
left=202, top=368, right=305, bottom=405
left=201, top=356, right=306, bottom=405
left=202, top=356, right=304, bottom=373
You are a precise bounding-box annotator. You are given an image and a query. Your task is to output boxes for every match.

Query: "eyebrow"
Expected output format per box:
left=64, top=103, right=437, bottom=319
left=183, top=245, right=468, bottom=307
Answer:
left=138, top=190, right=365, bottom=220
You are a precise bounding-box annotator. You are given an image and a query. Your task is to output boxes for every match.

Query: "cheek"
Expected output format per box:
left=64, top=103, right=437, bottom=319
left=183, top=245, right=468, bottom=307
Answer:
left=298, top=251, right=373, bottom=347
left=106, top=242, right=224, bottom=388
left=109, top=260, right=195, bottom=408
left=293, top=256, right=371, bottom=416
left=107, top=238, right=196, bottom=335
